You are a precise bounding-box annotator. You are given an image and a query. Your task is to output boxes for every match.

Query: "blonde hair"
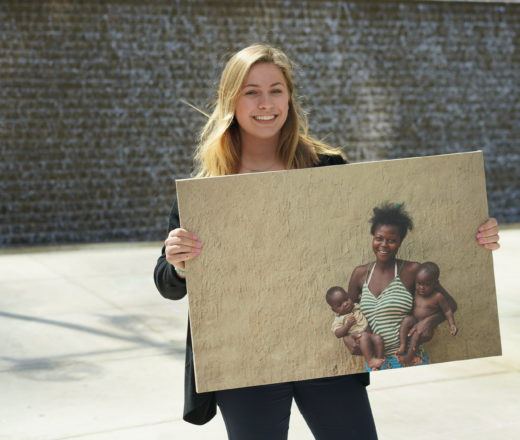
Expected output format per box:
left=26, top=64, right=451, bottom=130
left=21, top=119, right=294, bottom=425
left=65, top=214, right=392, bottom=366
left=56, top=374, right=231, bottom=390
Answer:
left=194, top=43, right=345, bottom=177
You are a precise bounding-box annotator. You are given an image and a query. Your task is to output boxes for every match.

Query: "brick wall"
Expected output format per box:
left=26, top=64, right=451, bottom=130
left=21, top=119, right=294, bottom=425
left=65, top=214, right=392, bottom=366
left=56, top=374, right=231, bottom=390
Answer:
left=1, top=1, right=519, bottom=246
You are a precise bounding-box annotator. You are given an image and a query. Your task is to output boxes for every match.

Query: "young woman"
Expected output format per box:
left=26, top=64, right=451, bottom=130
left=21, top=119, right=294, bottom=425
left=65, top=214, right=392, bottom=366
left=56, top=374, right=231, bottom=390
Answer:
left=154, top=43, right=500, bottom=440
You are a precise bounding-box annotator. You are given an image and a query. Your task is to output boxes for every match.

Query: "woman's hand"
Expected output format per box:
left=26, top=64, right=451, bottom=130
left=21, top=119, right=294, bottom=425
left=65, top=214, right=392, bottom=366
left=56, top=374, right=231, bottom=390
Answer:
left=407, top=316, right=437, bottom=352
left=164, top=228, right=203, bottom=271
left=343, top=334, right=362, bottom=356
left=476, top=218, right=500, bottom=250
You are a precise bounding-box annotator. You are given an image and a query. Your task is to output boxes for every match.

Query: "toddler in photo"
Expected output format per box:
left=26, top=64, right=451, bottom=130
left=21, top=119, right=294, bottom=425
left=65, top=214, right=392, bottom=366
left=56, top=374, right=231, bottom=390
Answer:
left=397, top=262, right=458, bottom=366
left=326, top=286, right=385, bottom=370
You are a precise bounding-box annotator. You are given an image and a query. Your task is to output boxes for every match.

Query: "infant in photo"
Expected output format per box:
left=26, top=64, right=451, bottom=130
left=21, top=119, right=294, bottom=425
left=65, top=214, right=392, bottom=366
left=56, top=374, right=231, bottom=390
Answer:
left=397, top=262, right=458, bottom=366
left=326, top=286, right=385, bottom=370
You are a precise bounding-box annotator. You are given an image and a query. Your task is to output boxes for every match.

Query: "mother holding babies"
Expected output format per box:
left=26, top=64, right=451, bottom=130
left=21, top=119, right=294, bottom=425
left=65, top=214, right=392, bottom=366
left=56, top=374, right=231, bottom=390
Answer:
left=346, top=202, right=456, bottom=370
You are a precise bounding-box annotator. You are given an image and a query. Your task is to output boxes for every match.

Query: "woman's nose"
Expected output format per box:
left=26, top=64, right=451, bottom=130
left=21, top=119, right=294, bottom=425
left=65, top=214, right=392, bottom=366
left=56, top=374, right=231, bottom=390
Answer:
left=258, top=94, right=274, bottom=109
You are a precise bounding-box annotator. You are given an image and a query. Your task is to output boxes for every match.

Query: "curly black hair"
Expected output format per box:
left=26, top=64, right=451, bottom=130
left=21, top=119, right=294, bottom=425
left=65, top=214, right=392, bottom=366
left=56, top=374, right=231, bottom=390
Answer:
left=369, top=202, right=414, bottom=240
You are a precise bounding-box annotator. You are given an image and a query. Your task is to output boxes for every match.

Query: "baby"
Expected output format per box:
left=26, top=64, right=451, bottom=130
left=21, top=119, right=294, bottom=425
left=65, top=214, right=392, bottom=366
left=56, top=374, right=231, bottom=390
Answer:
left=397, top=262, right=458, bottom=366
left=326, top=286, right=385, bottom=370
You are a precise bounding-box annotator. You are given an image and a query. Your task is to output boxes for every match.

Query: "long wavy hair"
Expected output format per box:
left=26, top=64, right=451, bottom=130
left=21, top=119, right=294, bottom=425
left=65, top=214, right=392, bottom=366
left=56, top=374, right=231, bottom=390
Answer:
left=193, top=43, right=345, bottom=177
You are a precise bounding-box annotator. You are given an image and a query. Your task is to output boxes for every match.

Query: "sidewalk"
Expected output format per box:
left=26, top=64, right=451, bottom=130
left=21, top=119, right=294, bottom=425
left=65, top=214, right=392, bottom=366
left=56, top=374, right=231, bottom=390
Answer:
left=1, top=229, right=519, bottom=440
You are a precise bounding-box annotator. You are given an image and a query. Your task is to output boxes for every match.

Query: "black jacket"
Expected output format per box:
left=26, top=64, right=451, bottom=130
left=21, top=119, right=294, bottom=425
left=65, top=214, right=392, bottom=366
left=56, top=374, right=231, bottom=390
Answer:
left=153, top=154, right=369, bottom=425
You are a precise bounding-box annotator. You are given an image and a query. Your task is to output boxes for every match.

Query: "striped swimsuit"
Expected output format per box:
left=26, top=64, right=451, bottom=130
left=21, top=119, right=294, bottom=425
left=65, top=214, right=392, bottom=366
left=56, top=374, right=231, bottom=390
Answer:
left=359, top=261, right=413, bottom=356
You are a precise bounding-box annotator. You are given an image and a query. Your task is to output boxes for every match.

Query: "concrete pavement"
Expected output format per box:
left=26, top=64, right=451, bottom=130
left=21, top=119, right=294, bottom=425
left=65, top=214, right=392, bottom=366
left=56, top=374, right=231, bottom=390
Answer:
left=1, top=228, right=519, bottom=440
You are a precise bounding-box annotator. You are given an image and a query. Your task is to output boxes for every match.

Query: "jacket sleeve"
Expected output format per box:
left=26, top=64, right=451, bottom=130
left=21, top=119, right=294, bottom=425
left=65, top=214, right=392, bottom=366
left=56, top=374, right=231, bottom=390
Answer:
left=317, top=153, right=348, bottom=166
left=153, top=198, right=188, bottom=300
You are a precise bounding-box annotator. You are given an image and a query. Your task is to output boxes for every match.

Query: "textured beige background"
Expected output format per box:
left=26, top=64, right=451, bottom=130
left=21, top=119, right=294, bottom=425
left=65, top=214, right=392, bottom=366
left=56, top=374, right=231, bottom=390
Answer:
left=176, top=152, right=501, bottom=393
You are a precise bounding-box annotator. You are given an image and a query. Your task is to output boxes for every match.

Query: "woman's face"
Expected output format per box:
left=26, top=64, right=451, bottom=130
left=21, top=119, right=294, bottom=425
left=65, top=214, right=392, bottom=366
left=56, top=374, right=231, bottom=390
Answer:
left=234, top=62, right=290, bottom=144
left=372, top=224, right=402, bottom=262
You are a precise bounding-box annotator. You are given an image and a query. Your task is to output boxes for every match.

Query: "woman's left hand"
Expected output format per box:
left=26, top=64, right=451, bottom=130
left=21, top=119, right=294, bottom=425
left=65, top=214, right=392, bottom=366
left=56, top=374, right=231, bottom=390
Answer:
left=408, top=318, right=435, bottom=352
left=476, top=218, right=500, bottom=251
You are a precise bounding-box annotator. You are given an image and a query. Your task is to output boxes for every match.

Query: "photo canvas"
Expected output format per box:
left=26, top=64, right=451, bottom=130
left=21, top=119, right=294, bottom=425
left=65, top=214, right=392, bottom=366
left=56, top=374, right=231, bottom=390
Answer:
left=176, top=151, right=501, bottom=393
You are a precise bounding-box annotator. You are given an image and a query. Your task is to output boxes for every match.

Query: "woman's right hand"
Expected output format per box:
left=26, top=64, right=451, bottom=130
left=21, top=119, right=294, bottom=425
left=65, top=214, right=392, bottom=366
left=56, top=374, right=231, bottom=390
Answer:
left=343, top=334, right=362, bottom=356
left=164, top=228, right=203, bottom=270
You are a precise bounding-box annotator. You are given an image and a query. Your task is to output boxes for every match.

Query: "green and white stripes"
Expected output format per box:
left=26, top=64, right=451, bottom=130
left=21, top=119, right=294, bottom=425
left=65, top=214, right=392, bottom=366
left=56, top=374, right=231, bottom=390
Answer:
left=360, top=265, right=413, bottom=356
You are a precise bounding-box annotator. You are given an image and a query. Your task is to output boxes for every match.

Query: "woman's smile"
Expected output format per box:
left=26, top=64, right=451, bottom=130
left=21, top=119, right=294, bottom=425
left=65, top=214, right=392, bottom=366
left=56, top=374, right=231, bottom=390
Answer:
left=252, top=114, right=278, bottom=123
left=376, top=249, right=392, bottom=259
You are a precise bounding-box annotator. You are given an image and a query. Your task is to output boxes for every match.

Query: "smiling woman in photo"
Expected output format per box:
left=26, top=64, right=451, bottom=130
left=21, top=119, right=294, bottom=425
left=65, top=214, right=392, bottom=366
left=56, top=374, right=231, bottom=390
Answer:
left=345, top=202, right=459, bottom=370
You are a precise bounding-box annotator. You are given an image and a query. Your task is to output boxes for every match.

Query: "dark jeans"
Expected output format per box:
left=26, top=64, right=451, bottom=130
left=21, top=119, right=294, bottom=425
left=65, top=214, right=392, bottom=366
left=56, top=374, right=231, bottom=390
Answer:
left=215, top=374, right=378, bottom=440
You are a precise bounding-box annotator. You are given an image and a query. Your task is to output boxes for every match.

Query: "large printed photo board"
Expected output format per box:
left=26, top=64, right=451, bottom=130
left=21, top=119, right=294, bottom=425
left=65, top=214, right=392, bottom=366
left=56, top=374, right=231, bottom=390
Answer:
left=176, top=151, right=501, bottom=393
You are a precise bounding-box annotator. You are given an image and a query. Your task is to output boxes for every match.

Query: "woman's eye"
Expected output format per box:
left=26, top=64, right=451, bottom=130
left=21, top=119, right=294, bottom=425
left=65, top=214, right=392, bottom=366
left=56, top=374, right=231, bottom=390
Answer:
left=245, top=90, right=257, bottom=95
left=271, top=89, right=282, bottom=94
